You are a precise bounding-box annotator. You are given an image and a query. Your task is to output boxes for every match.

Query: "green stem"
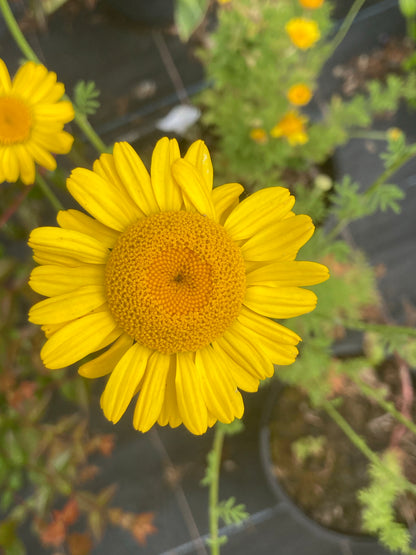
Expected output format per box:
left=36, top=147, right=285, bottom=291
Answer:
left=351, top=377, right=416, bottom=437
left=345, top=320, right=416, bottom=338
left=35, top=172, right=63, bottom=211
left=0, top=0, right=108, bottom=155
left=323, top=400, right=416, bottom=496
left=329, top=0, right=367, bottom=55
left=73, top=112, right=109, bottom=154
left=0, top=0, right=38, bottom=62
left=328, top=142, right=416, bottom=239
left=209, top=426, right=225, bottom=555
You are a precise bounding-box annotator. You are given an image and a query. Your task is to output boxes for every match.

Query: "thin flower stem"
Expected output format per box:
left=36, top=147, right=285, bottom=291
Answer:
left=345, top=320, right=416, bottom=337
left=0, top=0, right=38, bottom=62
left=323, top=400, right=416, bottom=496
left=0, top=0, right=108, bottom=155
left=351, top=377, right=416, bottom=437
left=328, top=142, right=416, bottom=240
left=209, top=425, right=225, bottom=555
left=73, top=112, right=109, bottom=154
left=329, top=0, right=367, bottom=55
left=35, top=172, right=64, bottom=211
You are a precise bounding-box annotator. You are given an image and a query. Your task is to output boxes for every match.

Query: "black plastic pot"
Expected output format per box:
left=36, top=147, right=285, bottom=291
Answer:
left=101, top=0, right=175, bottom=27
left=259, top=381, right=393, bottom=555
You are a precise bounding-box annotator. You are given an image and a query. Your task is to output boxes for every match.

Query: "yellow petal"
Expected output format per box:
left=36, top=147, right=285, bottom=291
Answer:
left=3, top=147, right=20, bottom=182
left=31, top=129, right=74, bottom=154
left=92, top=152, right=145, bottom=220
left=30, top=263, right=105, bottom=296
left=79, top=333, right=133, bottom=378
left=171, top=158, right=216, bottom=220
left=238, top=305, right=301, bottom=345
left=224, top=187, right=295, bottom=240
left=0, top=59, right=11, bottom=92
left=232, top=318, right=298, bottom=366
left=241, top=214, right=314, bottom=262
left=29, top=285, right=106, bottom=325
left=211, top=341, right=259, bottom=393
left=184, top=140, right=213, bottom=192
left=212, top=183, right=243, bottom=225
left=32, top=250, right=86, bottom=267
left=25, top=141, right=56, bottom=170
left=28, top=227, right=109, bottom=264
left=150, top=137, right=182, bottom=211
left=32, top=101, right=75, bottom=123
left=244, top=285, right=317, bottom=318
left=196, top=345, right=244, bottom=423
left=175, top=351, right=208, bottom=435
left=158, top=360, right=182, bottom=428
left=219, top=325, right=274, bottom=380
left=133, top=352, right=171, bottom=432
left=100, top=342, right=151, bottom=423
left=246, top=260, right=330, bottom=286
left=112, top=142, right=159, bottom=215
left=57, top=209, right=119, bottom=249
left=67, top=167, right=141, bottom=231
left=40, top=311, right=120, bottom=369
left=14, top=144, right=35, bottom=185
left=12, top=61, right=41, bottom=96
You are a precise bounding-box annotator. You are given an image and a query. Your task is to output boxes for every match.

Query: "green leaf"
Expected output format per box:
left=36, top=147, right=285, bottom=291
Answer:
left=174, top=0, right=209, bottom=41
left=73, top=80, right=101, bottom=116
left=217, top=497, right=249, bottom=526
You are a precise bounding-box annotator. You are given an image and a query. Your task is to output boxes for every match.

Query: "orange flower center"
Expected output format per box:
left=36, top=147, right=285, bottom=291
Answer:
left=105, top=211, right=246, bottom=354
left=0, top=95, right=32, bottom=145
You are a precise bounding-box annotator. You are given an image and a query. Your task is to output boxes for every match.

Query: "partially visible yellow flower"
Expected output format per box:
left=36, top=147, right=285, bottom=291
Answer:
left=299, top=0, right=324, bottom=9
left=217, top=0, right=231, bottom=4
left=28, top=137, right=328, bottom=435
left=387, top=127, right=403, bottom=141
left=285, top=18, right=321, bottom=50
left=287, top=83, right=313, bottom=106
left=250, top=128, right=268, bottom=144
left=0, top=59, right=74, bottom=185
left=271, top=111, right=309, bottom=145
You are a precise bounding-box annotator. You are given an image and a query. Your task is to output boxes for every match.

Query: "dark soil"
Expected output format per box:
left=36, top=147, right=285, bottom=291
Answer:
left=268, top=360, right=416, bottom=536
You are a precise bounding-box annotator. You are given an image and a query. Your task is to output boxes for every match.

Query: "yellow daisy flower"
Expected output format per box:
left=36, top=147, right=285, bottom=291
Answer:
left=287, top=83, right=313, bottom=106
left=0, top=59, right=74, bottom=185
left=285, top=18, right=321, bottom=50
left=28, top=138, right=329, bottom=435
left=299, top=0, right=324, bottom=9
left=249, top=127, right=268, bottom=144
left=271, top=111, right=309, bottom=145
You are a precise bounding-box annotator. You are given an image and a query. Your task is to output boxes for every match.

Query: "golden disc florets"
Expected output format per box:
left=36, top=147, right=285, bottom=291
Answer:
left=0, top=96, right=32, bottom=145
left=105, top=211, right=246, bottom=353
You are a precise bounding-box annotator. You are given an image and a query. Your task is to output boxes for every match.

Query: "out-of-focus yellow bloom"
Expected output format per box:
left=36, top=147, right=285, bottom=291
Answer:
left=217, top=0, right=232, bottom=4
left=387, top=127, right=403, bottom=141
left=271, top=111, right=309, bottom=145
left=299, top=0, right=324, bottom=9
left=287, top=83, right=313, bottom=106
left=0, top=59, right=74, bottom=185
left=285, top=18, right=320, bottom=50
left=250, top=128, right=268, bottom=144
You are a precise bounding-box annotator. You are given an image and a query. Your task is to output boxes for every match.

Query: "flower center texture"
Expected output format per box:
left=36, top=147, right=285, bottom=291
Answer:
left=105, top=211, right=246, bottom=353
left=0, top=96, right=32, bottom=145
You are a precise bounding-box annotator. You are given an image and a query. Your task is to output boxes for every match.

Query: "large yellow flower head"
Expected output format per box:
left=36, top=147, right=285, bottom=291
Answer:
left=285, top=18, right=321, bottom=50
left=28, top=138, right=329, bottom=435
left=271, top=111, right=309, bottom=146
left=0, top=59, right=74, bottom=185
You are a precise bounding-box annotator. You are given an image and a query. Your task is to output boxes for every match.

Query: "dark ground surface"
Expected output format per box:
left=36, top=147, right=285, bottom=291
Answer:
left=1, top=0, right=415, bottom=554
